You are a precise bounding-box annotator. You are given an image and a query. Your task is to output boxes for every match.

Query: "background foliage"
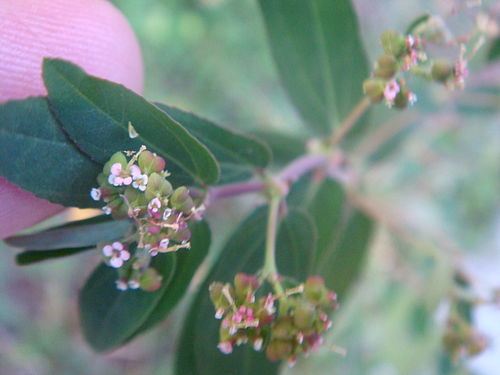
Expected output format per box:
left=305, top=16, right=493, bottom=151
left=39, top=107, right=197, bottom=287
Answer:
left=1, top=0, right=498, bottom=374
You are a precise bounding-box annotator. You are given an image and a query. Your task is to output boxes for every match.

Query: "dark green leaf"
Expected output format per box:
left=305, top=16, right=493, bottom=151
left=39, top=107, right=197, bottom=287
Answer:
left=16, top=246, right=95, bottom=265
left=156, top=104, right=271, bottom=184
left=289, top=177, right=374, bottom=299
left=79, top=253, right=177, bottom=352
left=276, top=209, right=316, bottom=281
left=0, top=97, right=100, bottom=207
left=132, top=221, right=211, bottom=336
left=487, top=37, right=500, bottom=61
left=176, top=207, right=316, bottom=375
left=43, top=58, right=219, bottom=185
left=250, top=130, right=305, bottom=165
left=6, top=217, right=131, bottom=250
left=258, top=0, right=369, bottom=135
left=316, top=210, right=373, bottom=299
left=405, top=13, right=431, bottom=35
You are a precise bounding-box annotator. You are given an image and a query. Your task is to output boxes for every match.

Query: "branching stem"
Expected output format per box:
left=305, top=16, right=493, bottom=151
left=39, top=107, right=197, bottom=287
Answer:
left=327, top=97, right=371, bottom=147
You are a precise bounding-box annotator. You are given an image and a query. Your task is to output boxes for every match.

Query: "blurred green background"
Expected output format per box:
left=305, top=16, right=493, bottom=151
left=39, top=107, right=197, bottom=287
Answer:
left=1, top=0, right=498, bottom=374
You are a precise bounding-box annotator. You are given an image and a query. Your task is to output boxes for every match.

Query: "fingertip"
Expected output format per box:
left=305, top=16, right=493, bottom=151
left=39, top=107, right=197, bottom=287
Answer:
left=0, top=0, right=144, bottom=237
left=0, top=0, right=143, bottom=102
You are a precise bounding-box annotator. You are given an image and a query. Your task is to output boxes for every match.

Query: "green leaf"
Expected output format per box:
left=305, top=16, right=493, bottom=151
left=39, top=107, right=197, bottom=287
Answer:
left=131, top=221, right=211, bottom=336
left=156, top=104, right=271, bottom=184
left=5, top=216, right=131, bottom=250
left=258, top=0, right=369, bottom=135
left=79, top=253, right=177, bottom=352
left=250, top=130, right=305, bottom=165
left=43, top=58, right=219, bottom=185
left=176, top=207, right=316, bottom=375
left=405, top=13, right=431, bottom=35
left=487, top=37, right=500, bottom=61
left=289, top=177, right=374, bottom=299
left=0, top=97, right=101, bottom=207
left=16, top=246, right=95, bottom=266
left=276, top=209, right=316, bottom=281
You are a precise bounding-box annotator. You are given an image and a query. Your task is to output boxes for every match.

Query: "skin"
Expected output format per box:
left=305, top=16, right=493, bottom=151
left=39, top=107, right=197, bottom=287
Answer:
left=0, top=0, right=143, bottom=239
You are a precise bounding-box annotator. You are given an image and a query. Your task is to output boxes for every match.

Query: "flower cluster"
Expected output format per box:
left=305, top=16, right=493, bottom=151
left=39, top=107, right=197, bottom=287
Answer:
left=363, top=27, right=470, bottom=109
left=443, top=314, right=488, bottom=362
left=363, top=30, right=423, bottom=109
left=210, top=274, right=338, bottom=366
left=91, top=147, right=205, bottom=291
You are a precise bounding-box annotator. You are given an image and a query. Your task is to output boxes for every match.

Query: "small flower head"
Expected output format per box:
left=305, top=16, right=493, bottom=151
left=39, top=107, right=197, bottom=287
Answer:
left=132, top=173, right=149, bottom=191
left=384, top=79, right=400, bottom=104
left=90, top=188, right=101, bottom=201
left=102, top=241, right=130, bottom=268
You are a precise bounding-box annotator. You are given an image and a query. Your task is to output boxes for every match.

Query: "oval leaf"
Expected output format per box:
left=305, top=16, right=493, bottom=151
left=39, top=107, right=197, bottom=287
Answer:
left=16, top=246, right=95, bottom=266
left=258, top=0, right=369, bottom=135
left=0, top=97, right=100, bottom=207
left=79, top=254, right=177, bottom=352
left=289, top=177, right=374, bottom=299
left=6, top=216, right=131, bottom=250
left=131, top=220, right=211, bottom=336
left=43, top=58, right=219, bottom=185
left=156, top=103, right=272, bottom=184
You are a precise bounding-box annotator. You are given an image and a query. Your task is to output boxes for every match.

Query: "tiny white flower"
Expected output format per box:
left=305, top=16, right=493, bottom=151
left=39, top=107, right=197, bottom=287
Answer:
left=122, top=176, right=133, bottom=186
left=149, top=247, right=159, bottom=256
left=102, top=245, right=113, bottom=257
left=103, top=206, right=112, bottom=215
left=132, top=174, right=148, bottom=191
left=115, top=280, right=128, bottom=291
left=162, top=208, right=173, bottom=220
left=215, top=308, right=225, bottom=319
left=128, top=280, right=140, bottom=289
left=148, top=197, right=162, bottom=213
left=217, top=342, right=233, bottom=354
left=159, top=238, right=170, bottom=249
left=103, top=242, right=130, bottom=268
left=90, top=188, right=101, bottom=201
left=129, top=164, right=142, bottom=178
left=253, top=338, right=263, bottom=351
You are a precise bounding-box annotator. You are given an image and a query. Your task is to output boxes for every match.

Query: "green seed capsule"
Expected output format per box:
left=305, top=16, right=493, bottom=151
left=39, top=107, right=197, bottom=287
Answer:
left=431, top=60, right=453, bottom=83
left=380, top=30, right=406, bottom=57
left=363, top=79, right=385, bottom=103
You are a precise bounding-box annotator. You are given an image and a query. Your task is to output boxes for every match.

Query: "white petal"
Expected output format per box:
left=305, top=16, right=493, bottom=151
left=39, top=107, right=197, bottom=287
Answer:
left=110, top=163, right=122, bottom=176
left=110, top=257, right=123, bottom=268
left=90, top=188, right=101, bottom=201
left=120, top=251, right=131, bottom=261
left=102, top=245, right=113, bottom=257
left=130, top=164, right=141, bottom=178
left=112, top=241, right=124, bottom=251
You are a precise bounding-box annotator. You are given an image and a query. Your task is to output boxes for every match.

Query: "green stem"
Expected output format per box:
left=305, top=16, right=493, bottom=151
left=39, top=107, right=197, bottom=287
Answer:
left=262, top=194, right=284, bottom=295
left=327, top=97, right=371, bottom=147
